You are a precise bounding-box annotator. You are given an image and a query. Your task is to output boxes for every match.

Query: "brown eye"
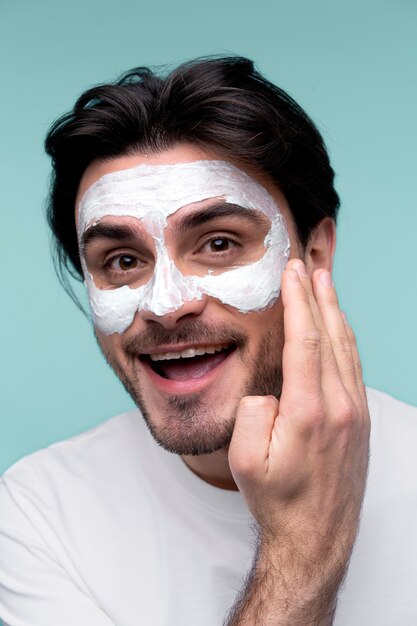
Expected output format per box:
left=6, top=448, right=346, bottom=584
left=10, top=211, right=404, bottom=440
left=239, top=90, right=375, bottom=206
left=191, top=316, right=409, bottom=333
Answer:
left=115, top=255, right=137, bottom=270
left=210, top=238, right=231, bottom=252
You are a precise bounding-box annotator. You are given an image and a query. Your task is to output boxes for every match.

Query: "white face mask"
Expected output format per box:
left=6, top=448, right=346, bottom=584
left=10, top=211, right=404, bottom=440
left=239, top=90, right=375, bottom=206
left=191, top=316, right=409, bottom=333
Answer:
left=78, top=160, right=291, bottom=335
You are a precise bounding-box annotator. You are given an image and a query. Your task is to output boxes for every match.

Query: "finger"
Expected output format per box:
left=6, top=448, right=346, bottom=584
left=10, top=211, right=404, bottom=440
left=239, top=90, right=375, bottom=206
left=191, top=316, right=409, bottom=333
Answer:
left=341, top=312, right=367, bottom=402
left=228, top=395, right=279, bottom=483
left=312, top=270, right=359, bottom=398
left=280, top=265, right=322, bottom=412
left=289, top=259, right=341, bottom=385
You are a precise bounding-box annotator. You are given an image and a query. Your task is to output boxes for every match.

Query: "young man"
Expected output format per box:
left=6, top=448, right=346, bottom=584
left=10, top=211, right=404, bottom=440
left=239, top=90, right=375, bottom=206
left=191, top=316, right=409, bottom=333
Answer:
left=1, top=56, right=416, bottom=625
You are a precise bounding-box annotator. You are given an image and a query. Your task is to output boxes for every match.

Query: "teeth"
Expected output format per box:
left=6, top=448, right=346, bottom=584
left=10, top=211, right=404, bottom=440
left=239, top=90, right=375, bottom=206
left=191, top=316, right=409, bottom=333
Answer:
left=149, top=344, right=230, bottom=362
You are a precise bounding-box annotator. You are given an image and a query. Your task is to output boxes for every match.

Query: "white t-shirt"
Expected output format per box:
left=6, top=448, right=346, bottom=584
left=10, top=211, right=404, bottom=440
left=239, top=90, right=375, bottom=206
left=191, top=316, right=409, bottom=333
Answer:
left=0, top=388, right=416, bottom=626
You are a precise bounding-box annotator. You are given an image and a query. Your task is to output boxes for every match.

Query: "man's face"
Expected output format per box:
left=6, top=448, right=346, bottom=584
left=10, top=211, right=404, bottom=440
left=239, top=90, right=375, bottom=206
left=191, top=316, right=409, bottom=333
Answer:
left=76, top=144, right=301, bottom=456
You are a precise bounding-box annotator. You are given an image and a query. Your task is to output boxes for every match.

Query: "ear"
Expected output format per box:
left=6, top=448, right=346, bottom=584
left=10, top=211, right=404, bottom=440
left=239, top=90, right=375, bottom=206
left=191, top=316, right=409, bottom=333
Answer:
left=304, top=217, right=336, bottom=274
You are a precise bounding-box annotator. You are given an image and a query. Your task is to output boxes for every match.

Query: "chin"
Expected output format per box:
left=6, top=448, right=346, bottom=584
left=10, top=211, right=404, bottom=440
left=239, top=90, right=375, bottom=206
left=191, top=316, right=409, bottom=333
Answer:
left=134, top=383, right=242, bottom=456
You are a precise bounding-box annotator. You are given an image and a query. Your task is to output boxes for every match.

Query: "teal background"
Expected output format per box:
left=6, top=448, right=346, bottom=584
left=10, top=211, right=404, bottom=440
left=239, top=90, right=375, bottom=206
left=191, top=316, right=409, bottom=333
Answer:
left=1, top=0, right=416, bottom=475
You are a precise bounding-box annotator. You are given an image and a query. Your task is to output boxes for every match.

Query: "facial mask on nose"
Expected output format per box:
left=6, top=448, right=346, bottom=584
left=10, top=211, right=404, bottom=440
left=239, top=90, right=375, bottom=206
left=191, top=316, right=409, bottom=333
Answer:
left=78, top=160, right=291, bottom=334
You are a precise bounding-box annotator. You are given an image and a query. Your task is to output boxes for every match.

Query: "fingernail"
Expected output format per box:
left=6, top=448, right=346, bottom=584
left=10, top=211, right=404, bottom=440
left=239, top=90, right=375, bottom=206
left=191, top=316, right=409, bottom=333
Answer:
left=319, top=271, right=333, bottom=288
left=341, top=311, right=348, bottom=325
left=292, top=259, right=308, bottom=277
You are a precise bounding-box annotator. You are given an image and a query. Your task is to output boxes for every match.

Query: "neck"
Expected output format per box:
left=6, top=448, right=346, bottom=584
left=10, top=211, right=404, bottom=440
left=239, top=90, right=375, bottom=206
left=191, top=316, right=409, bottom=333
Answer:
left=181, top=448, right=238, bottom=490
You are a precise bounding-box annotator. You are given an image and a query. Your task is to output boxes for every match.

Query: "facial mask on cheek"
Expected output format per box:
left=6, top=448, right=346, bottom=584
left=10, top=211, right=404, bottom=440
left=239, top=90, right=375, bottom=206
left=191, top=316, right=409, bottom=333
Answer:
left=78, top=160, right=291, bottom=335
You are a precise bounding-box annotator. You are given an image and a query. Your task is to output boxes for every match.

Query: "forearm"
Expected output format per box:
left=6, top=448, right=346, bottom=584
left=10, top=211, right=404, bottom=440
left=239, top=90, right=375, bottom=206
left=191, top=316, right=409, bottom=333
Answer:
left=226, top=530, right=346, bottom=626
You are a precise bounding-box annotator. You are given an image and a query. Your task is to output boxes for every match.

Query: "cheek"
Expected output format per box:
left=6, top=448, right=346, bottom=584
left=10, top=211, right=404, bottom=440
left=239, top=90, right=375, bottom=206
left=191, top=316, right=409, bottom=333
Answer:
left=196, top=214, right=290, bottom=313
left=85, top=272, right=147, bottom=335
left=94, top=329, right=124, bottom=364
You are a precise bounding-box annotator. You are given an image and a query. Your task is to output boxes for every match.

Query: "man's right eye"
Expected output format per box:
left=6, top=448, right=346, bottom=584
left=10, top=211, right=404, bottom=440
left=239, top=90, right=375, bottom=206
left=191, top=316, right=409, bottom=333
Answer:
left=109, top=254, right=138, bottom=271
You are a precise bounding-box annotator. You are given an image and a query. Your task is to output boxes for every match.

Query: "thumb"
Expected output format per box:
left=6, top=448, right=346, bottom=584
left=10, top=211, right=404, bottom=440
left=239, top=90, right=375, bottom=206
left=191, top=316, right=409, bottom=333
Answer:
left=229, top=395, right=279, bottom=484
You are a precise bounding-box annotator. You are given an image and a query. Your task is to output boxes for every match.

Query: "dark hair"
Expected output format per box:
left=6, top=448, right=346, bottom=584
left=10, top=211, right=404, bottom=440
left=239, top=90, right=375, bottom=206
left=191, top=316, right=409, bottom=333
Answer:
left=45, top=55, right=339, bottom=302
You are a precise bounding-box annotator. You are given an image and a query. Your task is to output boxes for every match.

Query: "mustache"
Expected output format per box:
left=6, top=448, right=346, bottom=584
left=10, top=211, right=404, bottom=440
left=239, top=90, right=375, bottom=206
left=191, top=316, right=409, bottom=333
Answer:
left=123, top=320, right=246, bottom=356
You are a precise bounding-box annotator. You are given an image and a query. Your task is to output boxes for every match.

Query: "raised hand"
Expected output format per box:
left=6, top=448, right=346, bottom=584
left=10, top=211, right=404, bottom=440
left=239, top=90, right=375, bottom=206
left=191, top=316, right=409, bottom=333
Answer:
left=227, top=258, right=370, bottom=625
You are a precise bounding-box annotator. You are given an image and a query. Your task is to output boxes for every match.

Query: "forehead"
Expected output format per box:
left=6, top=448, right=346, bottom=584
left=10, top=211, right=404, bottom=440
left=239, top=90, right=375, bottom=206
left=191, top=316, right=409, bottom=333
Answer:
left=76, top=144, right=211, bottom=203
left=75, top=144, right=293, bottom=233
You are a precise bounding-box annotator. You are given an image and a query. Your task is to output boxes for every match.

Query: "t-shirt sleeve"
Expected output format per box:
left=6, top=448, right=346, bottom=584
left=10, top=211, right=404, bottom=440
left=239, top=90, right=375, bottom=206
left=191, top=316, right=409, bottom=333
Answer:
left=0, top=476, right=115, bottom=626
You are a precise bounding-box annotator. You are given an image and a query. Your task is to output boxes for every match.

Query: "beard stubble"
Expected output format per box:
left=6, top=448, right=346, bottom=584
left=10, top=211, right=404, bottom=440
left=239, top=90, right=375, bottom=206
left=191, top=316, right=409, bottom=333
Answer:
left=96, top=318, right=284, bottom=456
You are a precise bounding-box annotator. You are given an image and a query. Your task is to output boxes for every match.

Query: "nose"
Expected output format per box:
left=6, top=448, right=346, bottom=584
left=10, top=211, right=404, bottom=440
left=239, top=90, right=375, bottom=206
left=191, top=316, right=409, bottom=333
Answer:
left=139, top=295, right=209, bottom=330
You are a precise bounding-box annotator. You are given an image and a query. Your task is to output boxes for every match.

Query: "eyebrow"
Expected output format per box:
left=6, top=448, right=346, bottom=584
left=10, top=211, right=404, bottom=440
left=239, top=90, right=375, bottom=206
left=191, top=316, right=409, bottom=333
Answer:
left=173, top=202, right=269, bottom=234
left=81, top=202, right=269, bottom=250
left=81, top=223, right=140, bottom=250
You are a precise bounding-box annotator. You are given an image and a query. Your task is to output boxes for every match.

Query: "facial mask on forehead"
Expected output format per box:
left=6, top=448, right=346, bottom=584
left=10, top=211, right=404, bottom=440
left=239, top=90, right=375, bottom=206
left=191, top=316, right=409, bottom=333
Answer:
left=78, top=160, right=290, bottom=335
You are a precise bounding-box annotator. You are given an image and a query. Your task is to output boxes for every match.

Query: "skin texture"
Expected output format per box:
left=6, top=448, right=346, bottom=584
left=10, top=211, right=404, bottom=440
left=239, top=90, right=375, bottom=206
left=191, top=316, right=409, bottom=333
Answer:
left=76, top=144, right=370, bottom=623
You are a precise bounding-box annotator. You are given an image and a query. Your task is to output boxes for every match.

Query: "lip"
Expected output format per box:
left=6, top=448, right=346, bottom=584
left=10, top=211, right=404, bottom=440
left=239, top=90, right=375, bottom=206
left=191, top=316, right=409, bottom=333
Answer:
left=139, top=346, right=236, bottom=395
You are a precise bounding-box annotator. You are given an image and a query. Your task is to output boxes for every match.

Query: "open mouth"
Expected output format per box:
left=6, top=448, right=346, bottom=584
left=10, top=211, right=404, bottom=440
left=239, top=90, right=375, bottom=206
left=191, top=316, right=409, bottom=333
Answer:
left=141, top=344, right=237, bottom=381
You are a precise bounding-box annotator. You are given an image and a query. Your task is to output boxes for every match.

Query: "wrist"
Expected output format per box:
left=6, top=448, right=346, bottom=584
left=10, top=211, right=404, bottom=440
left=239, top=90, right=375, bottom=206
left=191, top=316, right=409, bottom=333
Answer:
left=252, top=530, right=345, bottom=624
